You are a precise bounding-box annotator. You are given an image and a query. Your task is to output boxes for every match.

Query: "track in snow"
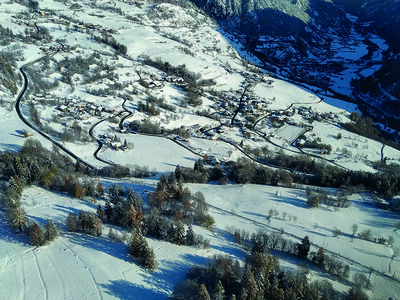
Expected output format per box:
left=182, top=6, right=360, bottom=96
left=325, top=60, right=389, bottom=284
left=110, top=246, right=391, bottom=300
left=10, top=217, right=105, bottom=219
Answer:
left=58, top=239, right=103, bottom=300
left=32, top=249, right=48, bottom=300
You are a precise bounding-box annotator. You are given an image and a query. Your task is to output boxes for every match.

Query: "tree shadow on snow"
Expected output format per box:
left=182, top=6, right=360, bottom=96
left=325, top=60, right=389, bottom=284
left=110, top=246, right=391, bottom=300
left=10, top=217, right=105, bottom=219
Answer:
left=139, top=255, right=207, bottom=296
left=101, top=279, right=166, bottom=300
left=270, top=194, right=308, bottom=209
left=0, top=213, right=30, bottom=245
left=243, top=210, right=267, bottom=219
left=0, top=143, right=22, bottom=152
left=64, top=231, right=131, bottom=264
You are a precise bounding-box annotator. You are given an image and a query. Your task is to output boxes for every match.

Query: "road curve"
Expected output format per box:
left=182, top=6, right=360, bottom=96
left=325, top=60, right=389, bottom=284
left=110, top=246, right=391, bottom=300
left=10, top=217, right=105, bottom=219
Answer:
left=16, top=58, right=96, bottom=170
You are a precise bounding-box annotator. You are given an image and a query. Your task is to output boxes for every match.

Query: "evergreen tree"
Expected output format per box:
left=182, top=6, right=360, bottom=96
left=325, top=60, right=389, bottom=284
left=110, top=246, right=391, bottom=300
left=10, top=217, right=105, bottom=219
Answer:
left=175, top=219, right=185, bottom=245
left=44, top=219, right=58, bottom=242
left=213, top=280, right=225, bottom=300
left=312, top=247, right=325, bottom=268
left=297, top=236, right=311, bottom=259
left=66, top=212, right=78, bottom=232
left=8, top=176, right=22, bottom=199
left=105, top=200, right=113, bottom=222
left=96, top=204, right=106, bottom=222
left=185, top=224, right=196, bottom=246
left=30, top=223, right=44, bottom=247
left=130, top=204, right=136, bottom=224
left=238, top=287, right=248, bottom=300
left=110, top=184, right=122, bottom=205
left=199, top=283, right=210, bottom=300
left=127, top=187, right=136, bottom=204
left=95, top=182, right=104, bottom=197
left=29, top=159, right=40, bottom=183
left=128, top=229, right=157, bottom=270
left=270, top=171, right=280, bottom=186
left=113, top=202, right=124, bottom=226
left=242, top=268, right=258, bottom=300
left=140, top=241, right=157, bottom=270
left=78, top=210, right=86, bottom=231
left=137, top=207, right=143, bottom=224
left=194, top=159, right=206, bottom=174
left=7, top=206, right=28, bottom=233
left=175, top=165, right=183, bottom=182
left=267, top=281, right=284, bottom=300
left=167, top=222, right=176, bottom=243
left=128, top=229, right=142, bottom=255
left=92, top=215, right=103, bottom=236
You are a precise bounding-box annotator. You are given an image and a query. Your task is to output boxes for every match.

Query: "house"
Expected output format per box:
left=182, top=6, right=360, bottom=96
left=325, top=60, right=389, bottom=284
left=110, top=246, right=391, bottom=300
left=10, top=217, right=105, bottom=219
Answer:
left=210, top=133, right=219, bottom=141
left=110, top=142, right=123, bottom=150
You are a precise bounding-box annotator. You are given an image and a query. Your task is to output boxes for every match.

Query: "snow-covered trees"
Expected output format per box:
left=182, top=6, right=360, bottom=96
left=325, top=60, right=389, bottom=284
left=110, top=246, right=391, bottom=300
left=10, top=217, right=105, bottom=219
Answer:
left=297, top=236, right=311, bottom=259
left=213, top=280, right=225, bottom=300
left=185, top=224, right=196, bottom=246
left=147, top=173, right=214, bottom=229
left=198, top=283, right=210, bottom=300
left=173, top=247, right=357, bottom=300
left=128, top=229, right=157, bottom=270
left=311, top=247, right=325, bottom=268
left=30, top=223, right=44, bottom=247
left=66, top=211, right=102, bottom=236
left=66, top=213, right=79, bottom=232
left=6, top=206, right=28, bottom=233
left=102, top=186, right=143, bottom=229
left=44, top=219, right=58, bottom=242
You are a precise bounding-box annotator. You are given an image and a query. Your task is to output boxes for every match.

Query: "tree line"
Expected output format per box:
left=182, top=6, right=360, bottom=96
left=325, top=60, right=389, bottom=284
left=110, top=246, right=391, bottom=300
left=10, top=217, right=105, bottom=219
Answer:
left=173, top=228, right=370, bottom=300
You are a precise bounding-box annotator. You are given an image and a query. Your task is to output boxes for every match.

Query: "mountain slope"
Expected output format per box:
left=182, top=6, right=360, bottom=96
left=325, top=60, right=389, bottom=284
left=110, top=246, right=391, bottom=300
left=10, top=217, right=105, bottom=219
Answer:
left=190, top=0, right=400, bottom=136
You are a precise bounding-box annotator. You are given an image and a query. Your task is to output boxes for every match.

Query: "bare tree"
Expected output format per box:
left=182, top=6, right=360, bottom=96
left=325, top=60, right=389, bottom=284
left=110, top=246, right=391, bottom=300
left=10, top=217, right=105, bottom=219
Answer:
left=351, top=223, right=358, bottom=237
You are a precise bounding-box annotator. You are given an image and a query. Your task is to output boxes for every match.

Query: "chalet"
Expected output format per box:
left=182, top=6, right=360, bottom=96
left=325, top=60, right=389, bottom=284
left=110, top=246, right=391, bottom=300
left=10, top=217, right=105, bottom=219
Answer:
left=210, top=134, right=219, bottom=141
left=57, top=105, right=68, bottom=112
left=110, top=142, right=123, bottom=150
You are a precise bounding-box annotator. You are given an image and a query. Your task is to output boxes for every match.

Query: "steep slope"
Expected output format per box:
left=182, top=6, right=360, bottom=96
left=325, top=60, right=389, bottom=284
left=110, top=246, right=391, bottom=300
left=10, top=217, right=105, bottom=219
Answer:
left=334, top=0, right=400, bottom=132
left=190, top=0, right=400, bottom=136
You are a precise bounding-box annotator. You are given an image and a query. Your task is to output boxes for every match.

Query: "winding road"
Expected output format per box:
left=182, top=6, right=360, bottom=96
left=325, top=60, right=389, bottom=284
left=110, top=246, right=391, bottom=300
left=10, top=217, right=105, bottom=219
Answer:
left=15, top=54, right=352, bottom=177
left=16, top=57, right=96, bottom=170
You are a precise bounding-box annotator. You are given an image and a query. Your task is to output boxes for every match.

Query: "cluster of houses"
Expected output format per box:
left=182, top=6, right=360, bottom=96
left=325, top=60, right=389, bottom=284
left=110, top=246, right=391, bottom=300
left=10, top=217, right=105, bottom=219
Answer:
left=72, top=23, right=117, bottom=37
left=12, top=11, right=68, bottom=32
left=98, top=134, right=130, bottom=151
left=142, top=73, right=186, bottom=89
left=30, top=93, right=57, bottom=102
left=56, top=98, right=115, bottom=119
left=211, top=93, right=267, bottom=115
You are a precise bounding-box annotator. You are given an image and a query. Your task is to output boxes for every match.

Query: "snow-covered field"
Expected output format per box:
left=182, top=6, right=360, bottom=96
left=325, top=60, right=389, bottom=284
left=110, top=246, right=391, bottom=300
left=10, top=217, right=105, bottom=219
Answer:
left=1, top=182, right=400, bottom=299
left=100, top=134, right=200, bottom=173
left=187, top=183, right=400, bottom=299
